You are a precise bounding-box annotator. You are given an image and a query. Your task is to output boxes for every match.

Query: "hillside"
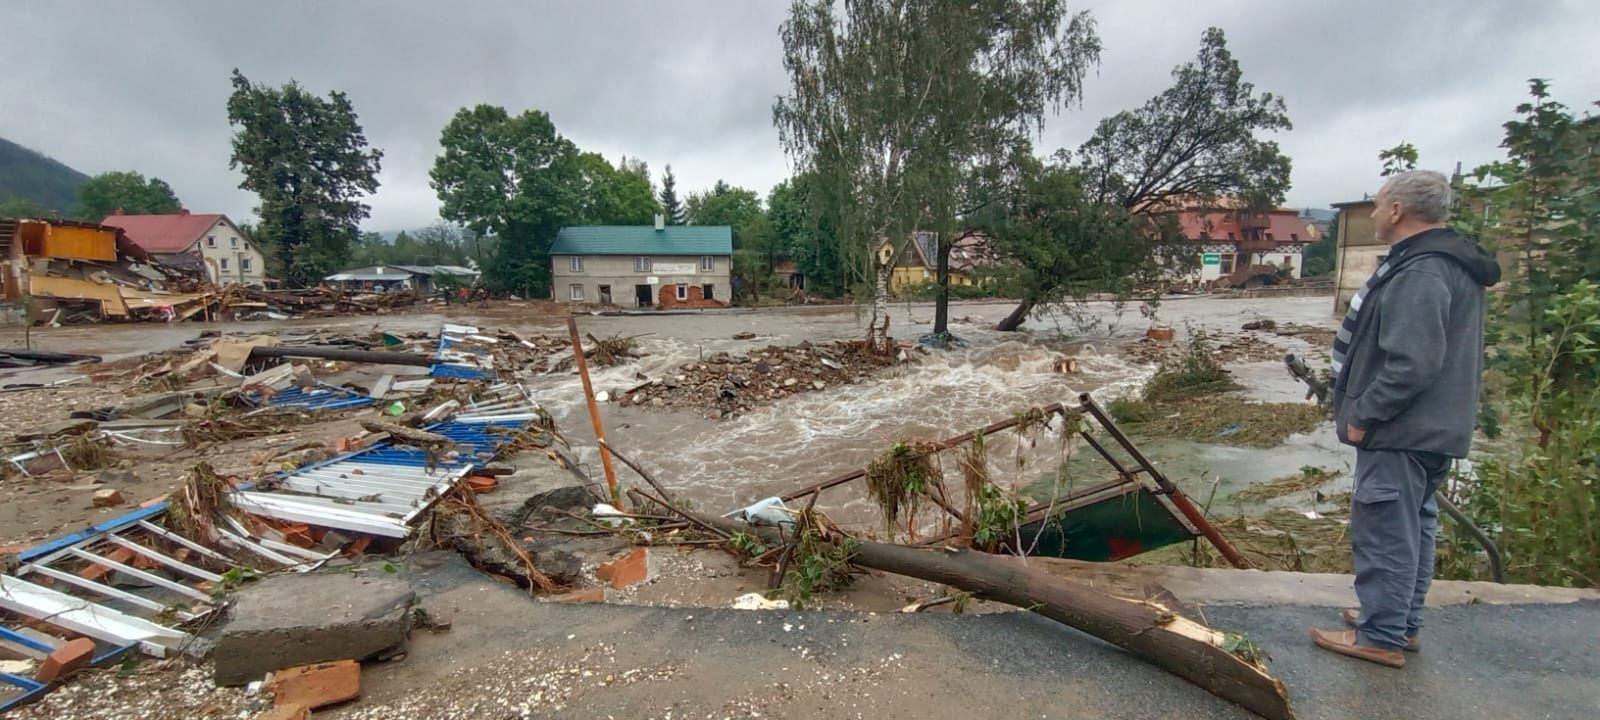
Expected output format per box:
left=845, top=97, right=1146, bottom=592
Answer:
left=0, top=136, right=89, bottom=213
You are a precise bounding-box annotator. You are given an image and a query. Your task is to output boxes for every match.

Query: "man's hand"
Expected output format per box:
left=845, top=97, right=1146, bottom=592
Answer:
left=1346, top=425, right=1367, bottom=444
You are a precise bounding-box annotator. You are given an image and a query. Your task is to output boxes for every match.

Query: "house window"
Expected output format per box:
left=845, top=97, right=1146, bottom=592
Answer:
left=241, top=258, right=252, bottom=271
left=675, top=284, right=688, bottom=301
left=702, top=284, right=715, bottom=300
left=700, top=255, right=714, bottom=271
left=1227, top=232, right=1236, bottom=241
left=230, top=237, right=238, bottom=248
left=1265, top=232, right=1275, bottom=241
left=569, top=284, right=584, bottom=301
left=569, top=256, right=584, bottom=272
left=635, top=256, right=651, bottom=272
left=1219, top=254, right=1237, bottom=274
left=207, top=236, right=217, bottom=248
left=1290, top=233, right=1299, bottom=241
left=220, top=258, right=229, bottom=270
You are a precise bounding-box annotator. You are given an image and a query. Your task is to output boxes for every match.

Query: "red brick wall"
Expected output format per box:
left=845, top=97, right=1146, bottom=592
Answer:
left=657, top=283, right=728, bottom=309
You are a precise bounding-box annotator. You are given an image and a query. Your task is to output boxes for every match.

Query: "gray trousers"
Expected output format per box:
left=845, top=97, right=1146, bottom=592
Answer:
left=1350, top=447, right=1452, bottom=649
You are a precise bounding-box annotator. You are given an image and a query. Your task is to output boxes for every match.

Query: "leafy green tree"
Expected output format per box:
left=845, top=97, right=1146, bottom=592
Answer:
left=1379, top=142, right=1420, bottom=177
left=686, top=181, right=762, bottom=231
left=0, top=197, right=53, bottom=219
left=775, top=0, right=1102, bottom=347
left=767, top=175, right=846, bottom=296
left=657, top=164, right=685, bottom=225
left=77, top=171, right=182, bottom=221
left=578, top=153, right=660, bottom=225
left=431, top=104, right=582, bottom=298
left=983, top=158, right=1171, bottom=318
left=227, top=70, right=383, bottom=287
left=996, top=27, right=1291, bottom=330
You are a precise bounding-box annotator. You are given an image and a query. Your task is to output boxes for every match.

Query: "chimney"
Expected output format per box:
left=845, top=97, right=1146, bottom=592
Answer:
left=654, top=213, right=665, bottom=231
left=178, top=208, right=190, bottom=216
left=113, top=207, right=124, bottom=216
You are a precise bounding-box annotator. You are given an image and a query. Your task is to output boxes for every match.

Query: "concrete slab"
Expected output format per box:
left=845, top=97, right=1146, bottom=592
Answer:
left=212, top=573, right=414, bottom=686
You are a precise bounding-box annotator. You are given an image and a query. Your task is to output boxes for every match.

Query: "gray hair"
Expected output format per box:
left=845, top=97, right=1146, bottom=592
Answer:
left=1379, top=170, right=1454, bottom=223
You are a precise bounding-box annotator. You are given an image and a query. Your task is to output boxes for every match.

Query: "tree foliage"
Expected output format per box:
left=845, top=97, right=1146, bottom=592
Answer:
left=768, top=175, right=846, bottom=295
left=658, top=164, right=685, bottom=225
left=0, top=197, right=53, bottom=220
left=226, top=70, right=383, bottom=287
left=1076, top=27, right=1291, bottom=212
left=1441, top=80, right=1600, bottom=587
left=1378, top=142, right=1420, bottom=177
left=578, top=152, right=661, bottom=225
left=774, top=0, right=1102, bottom=342
left=431, top=105, right=582, bottom=297
left=349, top=222, right=475, bottom=267
left=77, top=171, right=181, bottom=221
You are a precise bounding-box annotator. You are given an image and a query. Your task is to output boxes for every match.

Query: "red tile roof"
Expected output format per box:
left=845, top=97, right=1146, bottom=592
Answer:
left=1172, top=209, right=1311, bottom=244
left=99, top=211, right=224, bottom=254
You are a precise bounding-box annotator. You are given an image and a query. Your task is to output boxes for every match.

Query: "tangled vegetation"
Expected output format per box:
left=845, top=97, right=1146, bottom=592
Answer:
left=864, top=441, right=938, bottom=535
left=778, top=509, right=859, bottom=609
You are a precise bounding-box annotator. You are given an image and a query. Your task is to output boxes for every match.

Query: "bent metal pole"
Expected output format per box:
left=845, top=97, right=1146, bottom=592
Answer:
left=1077, top=392, right=1250, bottom=569
left=568, top=315, right=621, bottom=507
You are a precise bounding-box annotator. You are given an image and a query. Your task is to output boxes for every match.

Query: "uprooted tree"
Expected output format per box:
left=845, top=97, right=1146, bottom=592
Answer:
left=995, top=27, right=1292, bottom=331
left=773, top=0, right=1102, bottom=348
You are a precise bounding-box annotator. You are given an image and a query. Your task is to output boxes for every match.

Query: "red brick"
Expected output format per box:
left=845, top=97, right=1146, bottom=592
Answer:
left=549, top=588, right=606, bottom=604
left=466, top=475, right=498, bottom=494
left=596, top=548, right=650, bottom=589
left=266, top=659, right=360, bottom=710
left=78, top=547, right=136, bottom=582
left=91, top=488, right=124, bottom=507
left=35, top=638, right=95, bottom=683
left=252, top=703, right=309, bottom=720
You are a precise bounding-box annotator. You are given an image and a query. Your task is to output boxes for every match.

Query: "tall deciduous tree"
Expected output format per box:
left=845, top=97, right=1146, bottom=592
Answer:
left=226, top=70, right=383, bottom=287
left=768, top=174, right=846, bottom=296
left=774, top=0, right=1101, bottom=348
left=996, top=27, right=1291, bottom=331
left=430, top=105, right=582, bottom=298
left=658, top=164, right=685, bottom=224
left=578, top=152, right=661, bottom=225
left=77, top=171, right=182, bottom=220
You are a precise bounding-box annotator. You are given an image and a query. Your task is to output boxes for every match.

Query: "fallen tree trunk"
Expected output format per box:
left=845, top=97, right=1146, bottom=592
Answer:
left=250, top=346, right=435, bottom=367
left=692, top=511, right=1293, bottom=720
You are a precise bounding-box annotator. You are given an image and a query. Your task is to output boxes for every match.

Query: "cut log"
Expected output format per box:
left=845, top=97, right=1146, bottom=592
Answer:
left=692, top=511, right=1293, bottom=720
left=358, top=421, right=452, bottom=449
left=249, top=346, right=434, bottom=368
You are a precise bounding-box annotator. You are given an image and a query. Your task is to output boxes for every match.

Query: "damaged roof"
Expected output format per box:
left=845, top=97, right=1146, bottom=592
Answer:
left=100, top=211, right=227, bottom=253
left=550, top=225, right=732, bottom=256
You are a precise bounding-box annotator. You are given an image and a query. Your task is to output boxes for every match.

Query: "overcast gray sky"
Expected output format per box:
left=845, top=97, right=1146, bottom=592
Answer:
left=4, top=1, right=1598, bottom=230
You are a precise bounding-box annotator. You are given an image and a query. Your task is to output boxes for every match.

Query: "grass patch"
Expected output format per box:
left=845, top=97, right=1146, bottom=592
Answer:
left=1142, top=329, right=1241, bottom=403
left=1138, top=505, right=1355, bottom=574
left=1112, top=397, right=1325, bottom=447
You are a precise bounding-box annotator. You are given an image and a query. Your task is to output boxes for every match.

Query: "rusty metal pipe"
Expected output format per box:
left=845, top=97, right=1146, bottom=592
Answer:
left=568, top=316, right=621, bottom=507
left=1078, top=392, right=1251, bottom=569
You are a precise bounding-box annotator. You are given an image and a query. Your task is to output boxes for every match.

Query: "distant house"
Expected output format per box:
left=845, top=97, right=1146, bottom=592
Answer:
left=323, top=264, right=479, bottom=293
left=1164, top=204, right=1316, bottom=283
left=549, top=216, right=732, bottom=308
left=1330, top=199, right=1380, bottom=314
left=100, top=209, right=267, bottom=287
left=886, top=231, right=999, bottom=294
left=773, top=260, right=806, bottom=291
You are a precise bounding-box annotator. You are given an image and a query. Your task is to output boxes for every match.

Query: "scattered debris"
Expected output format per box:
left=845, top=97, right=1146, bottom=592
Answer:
left=212, top=573, right=414, bottom=686
left=618, top=340, right=901, bottom=419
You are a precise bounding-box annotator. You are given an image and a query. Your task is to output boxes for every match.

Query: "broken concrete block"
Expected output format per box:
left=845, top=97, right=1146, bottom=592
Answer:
left=266, top=659, right=360, bottom=710
left=91, top=488, right=124, bottom=507
left=35, top=637, right=95, bottom=683
left=596, top=548, right=651, bottom=590
left=213, top=574, right=413, bottom=686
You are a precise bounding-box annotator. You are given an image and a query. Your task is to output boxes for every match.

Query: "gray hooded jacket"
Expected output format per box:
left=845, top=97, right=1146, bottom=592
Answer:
left=1331, top=228, right=1502, bottom=457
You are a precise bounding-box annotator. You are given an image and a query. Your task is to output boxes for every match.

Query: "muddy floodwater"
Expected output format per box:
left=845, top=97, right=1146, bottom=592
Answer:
left=4, top=295, right=1351, bottom=530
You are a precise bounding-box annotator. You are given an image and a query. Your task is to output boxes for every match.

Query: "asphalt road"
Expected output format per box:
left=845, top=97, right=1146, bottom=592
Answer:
left=336, top=556, right=1600, bottom=720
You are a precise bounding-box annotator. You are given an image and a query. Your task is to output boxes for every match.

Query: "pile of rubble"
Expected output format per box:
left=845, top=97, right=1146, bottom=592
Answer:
left=617, top=340, right=901, bottom=419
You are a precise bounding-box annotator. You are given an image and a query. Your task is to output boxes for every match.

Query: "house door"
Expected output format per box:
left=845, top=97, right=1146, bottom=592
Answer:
left=598, top=285, right=612, bottom=304
left=635, top=284, right=653, bottom=308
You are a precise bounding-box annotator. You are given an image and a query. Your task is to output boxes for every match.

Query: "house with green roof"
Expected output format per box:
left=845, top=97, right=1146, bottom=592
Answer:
left=549, top=216, right=732, bottom=308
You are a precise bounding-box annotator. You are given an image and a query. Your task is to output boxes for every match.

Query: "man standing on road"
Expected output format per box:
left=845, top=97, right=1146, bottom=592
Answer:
left=1311, top=170, right=1501, bottom=668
